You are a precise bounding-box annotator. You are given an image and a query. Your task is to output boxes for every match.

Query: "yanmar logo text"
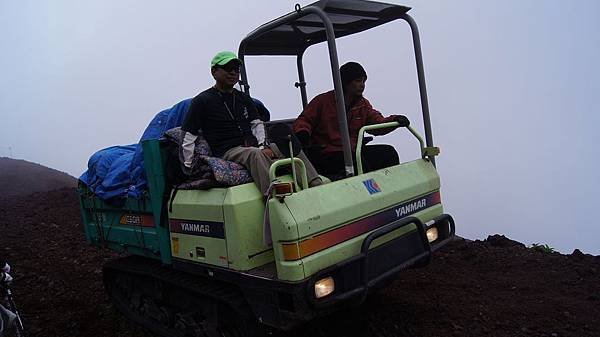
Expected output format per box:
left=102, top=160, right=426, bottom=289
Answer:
left=180, top=222, right=210, bottom=234
left=169, top=219, right=225, bottom=239
left=395, top=198, right=427, bottom=217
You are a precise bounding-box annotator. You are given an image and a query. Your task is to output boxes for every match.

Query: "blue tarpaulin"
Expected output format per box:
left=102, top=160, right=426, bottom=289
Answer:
left=79, top=99, right=191, bottom=201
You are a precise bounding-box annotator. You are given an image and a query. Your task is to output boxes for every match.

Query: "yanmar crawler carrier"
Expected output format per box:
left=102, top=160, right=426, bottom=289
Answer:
left=78, top=1, right=455, bottom=336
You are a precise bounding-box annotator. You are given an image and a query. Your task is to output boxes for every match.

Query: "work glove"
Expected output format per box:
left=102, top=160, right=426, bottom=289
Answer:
left=295, top=131, right=311, bottom=148
left=393, top=115, right=410, bottom=127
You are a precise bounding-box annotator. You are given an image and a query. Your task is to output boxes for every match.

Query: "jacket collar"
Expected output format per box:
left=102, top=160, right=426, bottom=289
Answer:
left=329, top=90, right=367, bottom=111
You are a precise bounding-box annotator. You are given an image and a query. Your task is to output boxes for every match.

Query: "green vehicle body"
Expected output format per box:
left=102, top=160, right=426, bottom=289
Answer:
left=79, top=124, right=453, bottom=329
left=77, top=1, right=456, bottom=334
left=80, top=124, right=444, bottom=280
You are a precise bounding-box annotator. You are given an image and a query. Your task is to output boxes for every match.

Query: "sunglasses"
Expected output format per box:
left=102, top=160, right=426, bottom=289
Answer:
left=217, top=63, right=241, bottom=73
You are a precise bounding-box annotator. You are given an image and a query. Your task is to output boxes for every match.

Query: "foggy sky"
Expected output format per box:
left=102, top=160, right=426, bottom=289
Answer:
left=1, top=1, right=598, bottom=254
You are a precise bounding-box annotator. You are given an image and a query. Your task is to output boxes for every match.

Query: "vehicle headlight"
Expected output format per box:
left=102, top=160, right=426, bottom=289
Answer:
left=314, top=276, right=335, bottom=298
left=426, top=227, right=439, bottom=242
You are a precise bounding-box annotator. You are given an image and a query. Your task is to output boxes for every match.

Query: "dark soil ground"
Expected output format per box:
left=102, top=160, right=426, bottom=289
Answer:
left=1, top=186, right=599, bottom=336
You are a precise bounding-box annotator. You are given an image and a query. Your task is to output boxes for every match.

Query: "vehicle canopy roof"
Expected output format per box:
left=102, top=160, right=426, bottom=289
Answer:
left=242, top=0, right=411, bottom=56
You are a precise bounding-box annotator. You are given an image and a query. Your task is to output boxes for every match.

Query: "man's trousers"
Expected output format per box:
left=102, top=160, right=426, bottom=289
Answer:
left=223, top=144, right=322, bottom=195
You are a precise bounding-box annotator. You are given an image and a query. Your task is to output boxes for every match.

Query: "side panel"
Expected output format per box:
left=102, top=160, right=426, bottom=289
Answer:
left=168, top=183, right=275, bottom=271
left=168, top=189, right=229, bottom=267
left=269, top=202, right=305, bottom=281
left=78, top=191, right=163, bottom=260
left=223, top=184, right=274, bottom=270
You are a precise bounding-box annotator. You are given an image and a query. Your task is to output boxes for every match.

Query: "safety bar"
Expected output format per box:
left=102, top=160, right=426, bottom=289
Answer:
left=360, top=216, right=431, bottom=291
left=308, top=213, right=455, bottom=308
left=355, top=122, right=435, bottom=174
left=268, top=157, right=309, bottom=191
left=308, top=216, right=430, bottom=308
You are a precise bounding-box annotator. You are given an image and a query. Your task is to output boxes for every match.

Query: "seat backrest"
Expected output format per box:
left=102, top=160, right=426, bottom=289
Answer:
left=264, top=118, right=296, bottom=142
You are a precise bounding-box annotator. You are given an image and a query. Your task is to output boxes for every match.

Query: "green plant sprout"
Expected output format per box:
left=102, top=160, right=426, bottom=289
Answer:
left=531, top=243, right=556, bottom=254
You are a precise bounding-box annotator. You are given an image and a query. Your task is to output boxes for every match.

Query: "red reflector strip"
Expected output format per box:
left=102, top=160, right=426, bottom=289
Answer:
left=282, top=191, right=441, bottom=261
left=282, top=242, right=301, bottom=260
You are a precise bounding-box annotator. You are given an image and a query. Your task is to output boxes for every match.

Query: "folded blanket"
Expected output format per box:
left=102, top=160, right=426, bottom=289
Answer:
left=163, top=127, right=253, bottom=190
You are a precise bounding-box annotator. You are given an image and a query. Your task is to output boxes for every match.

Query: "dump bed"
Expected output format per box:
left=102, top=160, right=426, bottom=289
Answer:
left=78, top=139, right=172, bottom=264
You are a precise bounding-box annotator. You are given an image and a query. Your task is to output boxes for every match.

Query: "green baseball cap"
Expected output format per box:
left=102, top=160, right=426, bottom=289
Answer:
left=211, top=51, right=241, bottom=67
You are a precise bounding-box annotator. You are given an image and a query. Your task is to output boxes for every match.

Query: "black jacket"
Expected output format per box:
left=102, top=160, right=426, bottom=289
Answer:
left=182, top=87, right=260, bottom=157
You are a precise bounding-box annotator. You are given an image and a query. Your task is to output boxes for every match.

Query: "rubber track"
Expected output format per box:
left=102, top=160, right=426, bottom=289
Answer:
left=103, top=255, right=257, bottom=331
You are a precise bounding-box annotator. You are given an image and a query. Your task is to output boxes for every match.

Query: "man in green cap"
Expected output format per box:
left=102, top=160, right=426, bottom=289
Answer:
left=181, top=51, right=323, bottom=195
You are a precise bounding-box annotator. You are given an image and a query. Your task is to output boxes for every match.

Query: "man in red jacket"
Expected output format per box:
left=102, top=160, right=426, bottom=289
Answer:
left=293, top=62, right=409, bottom=178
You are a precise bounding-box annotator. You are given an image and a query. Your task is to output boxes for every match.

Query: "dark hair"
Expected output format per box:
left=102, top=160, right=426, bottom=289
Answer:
left=340, top=62, right=367, bottom=87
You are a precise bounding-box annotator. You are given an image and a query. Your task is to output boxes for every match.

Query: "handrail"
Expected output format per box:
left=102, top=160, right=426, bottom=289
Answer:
left=355, top=122, right=428, bottom=175
left=268, top=157, right=309, bottom=191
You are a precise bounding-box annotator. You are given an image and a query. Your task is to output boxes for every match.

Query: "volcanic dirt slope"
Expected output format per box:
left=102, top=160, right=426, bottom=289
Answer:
left=0, top=157, right=76, bottom=197
left=0, top=165, right=599, bottom=336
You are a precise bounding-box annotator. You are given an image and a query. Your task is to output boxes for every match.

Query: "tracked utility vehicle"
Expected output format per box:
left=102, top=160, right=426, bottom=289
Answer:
left=78, top=1, right=455, bottom=336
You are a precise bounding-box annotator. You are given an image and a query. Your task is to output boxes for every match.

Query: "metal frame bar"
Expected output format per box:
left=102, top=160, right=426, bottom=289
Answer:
left=239, top=5, right=355, bottom=176
left=296, top=52, right=308, bottom=109
left=314, top=6, right=355, bottom=177
left=400, top=13, right=436, bottom=167
left=238, top=6, right=437, bottom=176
